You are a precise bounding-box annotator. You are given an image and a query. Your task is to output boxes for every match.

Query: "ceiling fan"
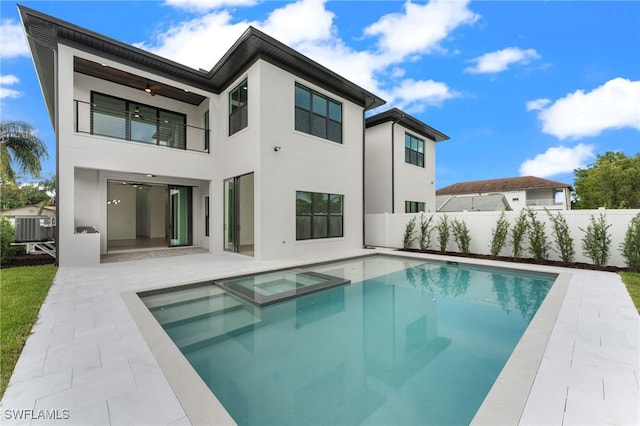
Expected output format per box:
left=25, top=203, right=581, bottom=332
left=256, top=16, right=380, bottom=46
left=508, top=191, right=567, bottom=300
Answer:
left=144, top=80, right=161, bottom=96
left=129, top=79, right=161, bottom=96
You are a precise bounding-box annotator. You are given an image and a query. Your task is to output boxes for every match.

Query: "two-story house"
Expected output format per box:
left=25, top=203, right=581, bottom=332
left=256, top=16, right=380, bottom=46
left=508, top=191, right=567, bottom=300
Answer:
left=436, top=176, right=573, bottom=211
left=19, top=6, right=448, bottom=267
left=365, top=108, right=450, bottom=214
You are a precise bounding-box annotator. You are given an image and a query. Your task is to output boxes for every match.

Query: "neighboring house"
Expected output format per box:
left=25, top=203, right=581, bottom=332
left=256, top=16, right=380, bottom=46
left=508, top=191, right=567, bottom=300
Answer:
left=436, top=194, right=510, bottom=212
left=20, top=6, right=405, bottom=266
left=436, top=176, right=573, bottom=211
left=1, top=205, right=56, bottom=226
left=364, top=109, right=449, bottom=214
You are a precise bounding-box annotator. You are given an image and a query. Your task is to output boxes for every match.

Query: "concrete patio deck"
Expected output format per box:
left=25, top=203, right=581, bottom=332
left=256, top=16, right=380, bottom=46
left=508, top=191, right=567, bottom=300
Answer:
left=1, top=248, right=638, bottom=425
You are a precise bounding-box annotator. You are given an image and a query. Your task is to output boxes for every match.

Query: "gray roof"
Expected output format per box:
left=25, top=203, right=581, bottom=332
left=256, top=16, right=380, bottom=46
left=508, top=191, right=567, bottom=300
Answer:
left=18, top=5, right=385, bottom=124
left=436, top=194, right=510, bottom=212
left=365, top=108, right=450, bottom=142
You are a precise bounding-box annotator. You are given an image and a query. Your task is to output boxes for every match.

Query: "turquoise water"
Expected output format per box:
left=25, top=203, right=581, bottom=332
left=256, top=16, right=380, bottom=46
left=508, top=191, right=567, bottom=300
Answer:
left=143, top=256, right=555, bottom=426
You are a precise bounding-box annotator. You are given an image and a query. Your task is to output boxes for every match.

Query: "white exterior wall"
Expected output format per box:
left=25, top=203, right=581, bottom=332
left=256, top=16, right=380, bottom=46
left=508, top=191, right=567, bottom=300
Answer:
left=255, top=60, right=365, bottom=259
left=394, top=124, right=436, bottom=213
left=57, top=45, right=217, bottom=266
left=365, top=209, right=640, bottom=267
left=364, top=122, right=393, bottom=214
left=55, top=46, right=370, bottom=266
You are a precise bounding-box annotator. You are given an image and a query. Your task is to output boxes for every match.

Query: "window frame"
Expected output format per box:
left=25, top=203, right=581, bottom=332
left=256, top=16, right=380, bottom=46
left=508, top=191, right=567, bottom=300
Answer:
left=404, top=133, right=425, bottom=167
left=296, top=191, right=344, bottom=240
left=229, top=79, right=248, bottom=136
left=405, top=201, right=425, bottom=213
left=294, top=83, right=343, bottom=144
left=90, top=91, right=187, bottom=148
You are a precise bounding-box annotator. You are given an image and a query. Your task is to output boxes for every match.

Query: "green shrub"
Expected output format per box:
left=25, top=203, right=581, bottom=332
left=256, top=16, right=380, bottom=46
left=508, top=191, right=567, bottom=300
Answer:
left=402, top=216, right=417, bottom=249
left=490, top=212, right=510, bottom=257
left=580, top=212, right=612, bottom=268
left=527, top=209, right=549, bottom=261
left=0, top=217, right=23, bottom=263
left=418, top=213, right=434, bottom=251
left=620, top=213, right=640, bottom=271
left=511, top=210, right=529, bottom=258
left=546, top=209, right=575, bottom=265
left=451, top=218, right=471, bottom=255
left=436, top=214, right=450, bottom=253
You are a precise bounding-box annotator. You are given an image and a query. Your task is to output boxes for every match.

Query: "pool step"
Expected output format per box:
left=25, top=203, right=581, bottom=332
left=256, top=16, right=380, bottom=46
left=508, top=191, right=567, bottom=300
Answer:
left=164, top=303, right=260, bottom=352
left=147, top=287, right=243, bottom=326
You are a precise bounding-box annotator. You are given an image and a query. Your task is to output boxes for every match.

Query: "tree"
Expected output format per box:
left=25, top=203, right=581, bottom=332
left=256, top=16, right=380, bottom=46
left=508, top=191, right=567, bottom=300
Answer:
left=573, top=152, right=640, bottom=209
left=0, top=121, right=48, bottom=183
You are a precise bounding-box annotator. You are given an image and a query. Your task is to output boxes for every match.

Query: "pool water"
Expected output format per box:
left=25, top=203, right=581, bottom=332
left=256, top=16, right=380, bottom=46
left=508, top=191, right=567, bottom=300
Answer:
left=142, top=256, right=555, bottom=426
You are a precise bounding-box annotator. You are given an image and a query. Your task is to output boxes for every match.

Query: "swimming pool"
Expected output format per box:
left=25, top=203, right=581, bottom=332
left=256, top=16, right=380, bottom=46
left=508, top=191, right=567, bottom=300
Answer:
left=139, top=255, right=556, bottom=425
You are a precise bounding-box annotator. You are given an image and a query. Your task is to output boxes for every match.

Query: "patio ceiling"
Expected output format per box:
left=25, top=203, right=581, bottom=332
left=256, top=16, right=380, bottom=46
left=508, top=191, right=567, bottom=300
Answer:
left=74, top=58, right=207, bottom=106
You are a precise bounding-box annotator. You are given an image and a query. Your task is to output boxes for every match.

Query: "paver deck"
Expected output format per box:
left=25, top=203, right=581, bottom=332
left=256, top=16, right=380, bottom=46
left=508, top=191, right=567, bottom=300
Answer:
left=1, top=248, right=638, bottom=425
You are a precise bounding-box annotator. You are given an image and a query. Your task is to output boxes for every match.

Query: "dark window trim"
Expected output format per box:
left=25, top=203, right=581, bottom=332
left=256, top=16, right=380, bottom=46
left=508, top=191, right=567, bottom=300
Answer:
left=294, top=83, right=342, bottom=144
left=229, top=78, right=248, bottom=136
left=90, top=91, right=187, bottom=148
left=404, top=132, right=425, bottom=168
left=405, top=201, right=425, bottom=213
left=296, top=191, right=344, bottom=240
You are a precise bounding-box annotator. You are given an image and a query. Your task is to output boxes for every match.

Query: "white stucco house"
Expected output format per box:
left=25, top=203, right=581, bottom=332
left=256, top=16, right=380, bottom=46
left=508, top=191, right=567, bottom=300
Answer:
left=365, top=109, right=450, bottom=214
left=436, top=176, right=573, bottom=211
left=19, top=6, right=447, bottom=267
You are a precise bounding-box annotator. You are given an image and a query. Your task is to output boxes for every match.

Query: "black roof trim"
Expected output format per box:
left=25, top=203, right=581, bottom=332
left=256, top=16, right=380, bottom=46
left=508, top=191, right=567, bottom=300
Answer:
left=365, top=108, right=449, bottom=142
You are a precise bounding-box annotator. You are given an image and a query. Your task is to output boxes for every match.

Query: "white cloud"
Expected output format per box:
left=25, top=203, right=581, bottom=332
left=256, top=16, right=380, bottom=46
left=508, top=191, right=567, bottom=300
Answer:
left=465, top=47, right=539, bottom=74
left=0, top=74, right=21, bottom=99
left=140, top=0, right=475, bottom=111
left=260, top=0, right=334, bottom=46
left=363, top=0, right=478, bottom=62
left=531, top=78, right=640, bottom=139
left=0, top=19, right=29, bottom=59
left=519, top=143, right=595, bottom=177
left=0, top=75, right=19, bottom=85
left=135, top=11, right=251, bottom=70
left=526, top=98, right=550, bottom=111
left=163, top=0, right=257, bottom=12
left=387, top=79, right=461, bottom=112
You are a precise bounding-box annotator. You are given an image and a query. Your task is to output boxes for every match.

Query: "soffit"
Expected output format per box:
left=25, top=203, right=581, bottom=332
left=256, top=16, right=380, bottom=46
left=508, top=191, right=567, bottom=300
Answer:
left=365, top=108, right=449, bottom=142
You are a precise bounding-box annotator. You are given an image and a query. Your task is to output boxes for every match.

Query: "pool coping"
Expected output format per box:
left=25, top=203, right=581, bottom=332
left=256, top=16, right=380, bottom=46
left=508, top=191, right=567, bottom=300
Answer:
left=123, top=251, right=570, bottom=426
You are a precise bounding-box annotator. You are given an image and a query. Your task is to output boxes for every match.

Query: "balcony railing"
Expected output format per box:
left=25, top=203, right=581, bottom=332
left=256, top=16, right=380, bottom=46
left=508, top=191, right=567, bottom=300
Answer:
left=526, top=199, right=563, bottom=207
left=74, top=100, right=209, bottom=153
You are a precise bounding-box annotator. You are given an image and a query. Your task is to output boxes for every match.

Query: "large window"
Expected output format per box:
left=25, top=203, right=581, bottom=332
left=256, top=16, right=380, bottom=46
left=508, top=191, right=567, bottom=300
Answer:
left=405, top=133, right=425, bottom=167
left=91, top=92, right=186, bottom=148
left=229, top=79, right=248, bottom=135
left=296, top=191, right=343, bottom=240
left=295, top=84, right=342, bottom=143
left=405, top=201, right=425, bottom=213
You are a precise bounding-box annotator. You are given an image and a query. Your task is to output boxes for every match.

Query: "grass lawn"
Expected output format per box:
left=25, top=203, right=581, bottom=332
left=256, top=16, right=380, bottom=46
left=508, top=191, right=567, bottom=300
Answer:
left=620, top=271, right=640, bottom=314
left=0, top=264, right=57, bottom=398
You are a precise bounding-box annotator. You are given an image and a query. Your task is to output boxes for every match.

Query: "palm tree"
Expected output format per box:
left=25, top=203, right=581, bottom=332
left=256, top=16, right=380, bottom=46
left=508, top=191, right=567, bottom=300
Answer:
left=0, top=121, right=49, bottom=182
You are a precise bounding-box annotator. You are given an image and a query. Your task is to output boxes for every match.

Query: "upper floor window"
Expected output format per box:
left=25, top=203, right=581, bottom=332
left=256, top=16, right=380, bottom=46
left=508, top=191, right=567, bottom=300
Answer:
left=295, top=83, right=342, bottom=143
left=91, top=92, right=186, bottom=149
left=405, top=133, right=424, bottom=167
left=229, top=79, right=248, bottom=135
left=204, top=110, right=210, bottom=151
left=296, top=191, right=344, bottom=240
left=405, top=201, right=425, bottom=213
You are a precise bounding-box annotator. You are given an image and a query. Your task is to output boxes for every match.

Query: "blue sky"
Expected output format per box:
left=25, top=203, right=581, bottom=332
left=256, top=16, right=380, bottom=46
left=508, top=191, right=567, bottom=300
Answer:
left=1, top=0, right=639, bottom=189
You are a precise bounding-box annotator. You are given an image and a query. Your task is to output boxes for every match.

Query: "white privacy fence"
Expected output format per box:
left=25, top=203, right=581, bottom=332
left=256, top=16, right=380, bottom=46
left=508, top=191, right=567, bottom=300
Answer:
left=365, top=209, right=640, bottom=268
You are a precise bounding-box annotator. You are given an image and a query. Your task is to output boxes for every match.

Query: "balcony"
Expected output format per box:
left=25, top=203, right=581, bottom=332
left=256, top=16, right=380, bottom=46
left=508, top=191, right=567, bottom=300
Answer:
left=74, top=100, right=210, bottom=153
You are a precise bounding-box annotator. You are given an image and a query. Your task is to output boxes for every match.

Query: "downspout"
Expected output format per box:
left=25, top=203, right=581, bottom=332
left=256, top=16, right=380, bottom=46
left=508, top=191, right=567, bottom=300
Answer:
left=390, top=114, right=404, bottom=213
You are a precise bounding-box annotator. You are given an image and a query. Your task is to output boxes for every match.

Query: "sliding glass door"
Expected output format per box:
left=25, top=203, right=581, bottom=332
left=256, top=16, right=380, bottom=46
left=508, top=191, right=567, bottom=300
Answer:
left=168, top=185, right=192, bottom=247
left=224, top=173, right=254, bottom=255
